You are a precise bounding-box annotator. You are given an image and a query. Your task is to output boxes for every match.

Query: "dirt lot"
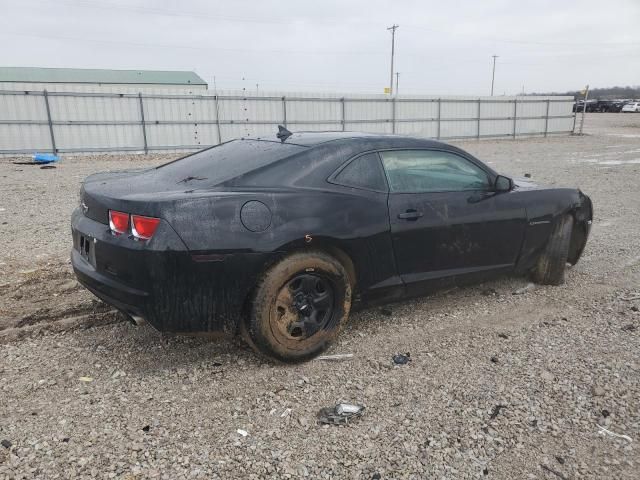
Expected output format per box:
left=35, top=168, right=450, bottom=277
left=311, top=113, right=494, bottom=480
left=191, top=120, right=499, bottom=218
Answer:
left=1, top=113, right=639, bottom=479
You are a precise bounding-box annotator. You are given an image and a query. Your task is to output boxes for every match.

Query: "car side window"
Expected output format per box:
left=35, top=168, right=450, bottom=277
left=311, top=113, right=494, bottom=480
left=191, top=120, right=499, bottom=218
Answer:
left=332, top=152, right=388, bottom=192
left=379, top=150, right=491, bottom=193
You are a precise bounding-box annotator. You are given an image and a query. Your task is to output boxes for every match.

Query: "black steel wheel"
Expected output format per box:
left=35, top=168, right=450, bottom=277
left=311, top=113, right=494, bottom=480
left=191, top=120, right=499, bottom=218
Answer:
left=246, top=251, right=351, bottom=362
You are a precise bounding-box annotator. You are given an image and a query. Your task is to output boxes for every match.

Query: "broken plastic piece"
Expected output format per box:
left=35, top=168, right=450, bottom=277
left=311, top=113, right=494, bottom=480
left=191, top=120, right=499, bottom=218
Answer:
left=597, top=424, right=632, bottom=442
left=316, top=353, right=354, bottom=362
left=78, top=376, right=94, bottom=382
left=317, top=403, right=365, bottom=425
left=489, top=404, right=507, bottom=419
left=392, top=352, right=411, bottom=365
left=513, top=282, right=536, bottom=295
left=32, top=153, right=60, bottom=164
left=237, top=429, right=249, bottom=437
left=619, top=294, right=640, bottom=301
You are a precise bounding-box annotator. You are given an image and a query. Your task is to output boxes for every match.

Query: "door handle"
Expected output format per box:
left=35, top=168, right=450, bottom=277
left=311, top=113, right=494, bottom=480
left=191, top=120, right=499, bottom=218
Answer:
left=398, top=209, right=423, bottom=220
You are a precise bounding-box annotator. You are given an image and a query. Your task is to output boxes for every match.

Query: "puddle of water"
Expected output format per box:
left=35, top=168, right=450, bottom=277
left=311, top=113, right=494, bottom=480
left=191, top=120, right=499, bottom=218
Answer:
left=605, top=134, right=640, bottom=138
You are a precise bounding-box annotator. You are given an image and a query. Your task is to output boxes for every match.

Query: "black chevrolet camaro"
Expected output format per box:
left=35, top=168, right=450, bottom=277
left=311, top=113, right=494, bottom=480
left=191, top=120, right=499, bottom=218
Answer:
left=71, top=128, right=592, bottom=362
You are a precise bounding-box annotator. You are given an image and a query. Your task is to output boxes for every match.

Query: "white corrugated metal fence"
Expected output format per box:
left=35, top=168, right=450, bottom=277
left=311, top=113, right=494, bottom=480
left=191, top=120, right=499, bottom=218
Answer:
left=0, top=88, right=576, bottom=155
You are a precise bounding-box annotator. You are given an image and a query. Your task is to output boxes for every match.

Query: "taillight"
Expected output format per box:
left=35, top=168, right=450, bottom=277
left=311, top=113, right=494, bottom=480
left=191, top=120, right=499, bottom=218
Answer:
left=131, top=215, right=160, bottom=240
left=108, top=210, right=129, bottom=235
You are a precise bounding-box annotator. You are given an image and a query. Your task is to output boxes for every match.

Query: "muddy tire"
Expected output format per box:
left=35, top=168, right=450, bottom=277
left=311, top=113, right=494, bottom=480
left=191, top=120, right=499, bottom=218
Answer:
left=531, top=214, right=574, bottom=285
left=246, top=251, right=352, bottom=363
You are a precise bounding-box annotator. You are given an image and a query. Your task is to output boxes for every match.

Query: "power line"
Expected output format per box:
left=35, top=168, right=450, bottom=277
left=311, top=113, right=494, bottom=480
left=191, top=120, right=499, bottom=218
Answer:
left=0, top=30, right=385, bottom=56
left=24, top=0, right=293, bottom=25
left=17, top=0, right=640, bottom=47
left=400, top=24, right=640, bottom=47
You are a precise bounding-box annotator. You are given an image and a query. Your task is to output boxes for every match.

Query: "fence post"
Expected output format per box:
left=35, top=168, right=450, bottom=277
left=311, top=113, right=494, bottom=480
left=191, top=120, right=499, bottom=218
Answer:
left=391, top=97, right=397, bottom=134
left=138, top=93, right=148, bottom=154
left=544, top=99, right=550, bottom=137
left=214, top=94, right=222, bottom=144
left=436, top=98, right=441, bottom=139
left=477, top=98, right=481, bottom=139
left=341, top=97, right=346, bottom=131
left=513, top=98, right=518, bottom=139
left=282, top=96, right=287, bottom=127
left=42, top=90, right=57, bottom=154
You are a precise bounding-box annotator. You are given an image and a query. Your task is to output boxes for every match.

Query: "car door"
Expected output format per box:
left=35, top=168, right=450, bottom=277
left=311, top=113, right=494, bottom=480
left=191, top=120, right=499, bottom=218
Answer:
left=380, top=149, right=527, bottom=294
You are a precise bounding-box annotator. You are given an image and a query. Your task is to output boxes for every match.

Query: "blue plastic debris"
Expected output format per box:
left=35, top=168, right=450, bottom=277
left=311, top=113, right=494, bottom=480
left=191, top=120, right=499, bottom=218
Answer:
left=32, top=153, right=60, bottom=164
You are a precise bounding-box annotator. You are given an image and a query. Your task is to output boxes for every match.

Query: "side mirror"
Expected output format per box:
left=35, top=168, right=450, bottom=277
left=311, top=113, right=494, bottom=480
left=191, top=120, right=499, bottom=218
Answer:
left=494, top=175, right=513, bottom=192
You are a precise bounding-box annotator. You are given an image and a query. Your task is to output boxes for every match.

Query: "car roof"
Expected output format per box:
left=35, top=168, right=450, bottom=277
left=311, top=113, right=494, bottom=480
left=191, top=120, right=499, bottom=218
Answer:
left=225, top=130, right=492, bottom=189
left=250, top=130, right=452, bottom=149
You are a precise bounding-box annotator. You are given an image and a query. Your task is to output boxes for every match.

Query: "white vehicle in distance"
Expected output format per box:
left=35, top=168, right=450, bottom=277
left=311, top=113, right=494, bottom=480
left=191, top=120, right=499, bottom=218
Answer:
left=621, top=102, right=640, bottom=113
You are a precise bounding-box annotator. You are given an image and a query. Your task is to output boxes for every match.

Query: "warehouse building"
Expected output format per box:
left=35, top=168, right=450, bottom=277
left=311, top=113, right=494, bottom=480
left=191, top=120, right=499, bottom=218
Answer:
left=0, top=66, right=208, bottom=93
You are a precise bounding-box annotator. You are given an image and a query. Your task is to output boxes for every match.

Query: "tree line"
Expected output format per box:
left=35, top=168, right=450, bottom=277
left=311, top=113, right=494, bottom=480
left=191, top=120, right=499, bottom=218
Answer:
left=529, top=86, right=640, bottom=99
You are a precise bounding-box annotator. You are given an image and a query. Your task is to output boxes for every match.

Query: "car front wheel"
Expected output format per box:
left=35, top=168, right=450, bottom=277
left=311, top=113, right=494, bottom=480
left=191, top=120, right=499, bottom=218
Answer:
left=246, top=251, right=352, bottom=362
left=531, top=214, right=574, bottom=285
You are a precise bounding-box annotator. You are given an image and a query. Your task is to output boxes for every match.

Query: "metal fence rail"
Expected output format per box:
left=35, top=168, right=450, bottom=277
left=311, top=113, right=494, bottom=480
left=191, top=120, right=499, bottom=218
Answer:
left=0, top=89, right=575, bottom=155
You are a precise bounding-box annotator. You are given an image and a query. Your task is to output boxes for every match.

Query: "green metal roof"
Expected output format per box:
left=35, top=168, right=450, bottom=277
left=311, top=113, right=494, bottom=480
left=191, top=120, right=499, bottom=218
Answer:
left=0, top=67, right=207, bottom=86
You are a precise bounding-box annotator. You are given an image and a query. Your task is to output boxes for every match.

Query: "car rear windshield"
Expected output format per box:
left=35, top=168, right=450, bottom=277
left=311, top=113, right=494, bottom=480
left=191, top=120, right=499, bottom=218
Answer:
left=156, top=139, right=306, bottom=185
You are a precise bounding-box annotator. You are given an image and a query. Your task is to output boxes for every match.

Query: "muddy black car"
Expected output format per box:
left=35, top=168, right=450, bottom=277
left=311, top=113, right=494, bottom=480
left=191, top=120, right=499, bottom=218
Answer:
left=71, top=129, right=592, bottom=362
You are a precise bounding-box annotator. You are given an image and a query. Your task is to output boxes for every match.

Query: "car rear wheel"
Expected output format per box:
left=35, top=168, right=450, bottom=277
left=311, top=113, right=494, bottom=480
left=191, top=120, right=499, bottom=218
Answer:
left=246, top=251, right=352, bottom=362
left=531, top=214, right=574, bottom=285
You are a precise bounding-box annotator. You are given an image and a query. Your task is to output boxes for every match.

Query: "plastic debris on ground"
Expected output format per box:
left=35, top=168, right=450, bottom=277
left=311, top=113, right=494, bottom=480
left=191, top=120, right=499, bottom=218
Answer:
left=33, top=153, right=60, bottom=163
left=317, top=403, right=365, bottom=425
left=489, top=404, right=507, bottom=419
left=392, top=352, right=411, bottom=365
left=597, top=424, right=632, bottom=442
left=316, top=353, right=354, bottom=362
left=11, top=152, right=61, bottom=167
left=513, top=282, right=536, bottom=295
left=236, top=429, right=248, bottom=437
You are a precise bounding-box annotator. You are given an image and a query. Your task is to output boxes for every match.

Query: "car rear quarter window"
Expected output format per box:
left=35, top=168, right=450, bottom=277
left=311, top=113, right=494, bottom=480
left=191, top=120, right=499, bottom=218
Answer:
left=380, top=149, right=491, bottom=193
left=332, top=152, right=388, bottom=192
left=156, top=140, right=305, bottom=185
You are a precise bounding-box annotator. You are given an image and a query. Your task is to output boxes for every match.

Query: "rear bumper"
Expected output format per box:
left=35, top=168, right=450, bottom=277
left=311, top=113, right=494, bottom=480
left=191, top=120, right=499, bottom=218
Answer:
left=71, top=208, right=279, bottom=334
left=72, top=249, right=149, bottom=319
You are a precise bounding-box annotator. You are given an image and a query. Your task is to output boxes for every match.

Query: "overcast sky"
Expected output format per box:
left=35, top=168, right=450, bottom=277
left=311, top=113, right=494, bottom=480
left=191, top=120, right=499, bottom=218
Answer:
left=1, top=0, right=639, bottom=95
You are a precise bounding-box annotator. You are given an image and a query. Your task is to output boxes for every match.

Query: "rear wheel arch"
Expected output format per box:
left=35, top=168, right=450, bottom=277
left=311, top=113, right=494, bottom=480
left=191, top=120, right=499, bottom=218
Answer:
left=273, top=239, right=357, bottom=288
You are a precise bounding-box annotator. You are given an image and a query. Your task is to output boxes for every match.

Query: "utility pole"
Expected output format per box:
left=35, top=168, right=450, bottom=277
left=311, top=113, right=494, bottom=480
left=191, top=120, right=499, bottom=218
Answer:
left=387, top=24, right=399, bottom=96
left=395, top=72, right=400, bottom=96
left=490, top=55, right=498, bottom=96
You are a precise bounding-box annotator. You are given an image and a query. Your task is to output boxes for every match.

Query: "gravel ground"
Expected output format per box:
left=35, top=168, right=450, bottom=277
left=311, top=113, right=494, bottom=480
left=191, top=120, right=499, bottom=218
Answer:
left=1, top=114, right=639, bottom=479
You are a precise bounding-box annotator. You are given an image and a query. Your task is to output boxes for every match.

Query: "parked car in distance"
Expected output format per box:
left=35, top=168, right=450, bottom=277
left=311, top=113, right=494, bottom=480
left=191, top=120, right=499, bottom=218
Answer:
left=71, top=128, right=593, bottom=362
left=595, top=100, right=625, bottom=112
left=573, top=99, right=598, bottom=112
left=621, top=102, right=640, bottom=112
